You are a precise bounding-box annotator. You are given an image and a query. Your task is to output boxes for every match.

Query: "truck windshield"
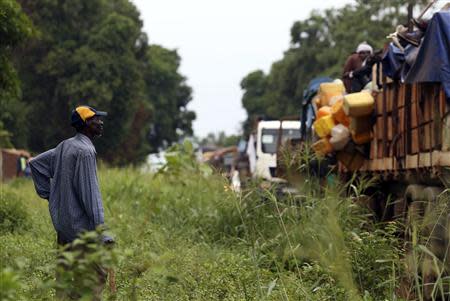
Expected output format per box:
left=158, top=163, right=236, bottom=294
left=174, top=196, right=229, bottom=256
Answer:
left=261, top=128, right=301, bottom=154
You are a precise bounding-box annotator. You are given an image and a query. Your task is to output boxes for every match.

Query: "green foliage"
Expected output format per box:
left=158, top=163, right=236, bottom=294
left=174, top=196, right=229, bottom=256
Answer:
left=199, top=131, right=240, bottom=147
left=218, top=178, right=403, bottom=300
left=0, top=187, right=30, bottom=233
left=158, top=140, right=212, bottom=178
left=55, top=230, right=117, bottom=299
left=144, top=45, right=196, bottom=153
left=0, top=0, right=33, bottom=147
left=5, top=0, right=195, bottom=164
left=0, top=160, right=432, bottom=300
left=0, top=268, right=23, bottom=301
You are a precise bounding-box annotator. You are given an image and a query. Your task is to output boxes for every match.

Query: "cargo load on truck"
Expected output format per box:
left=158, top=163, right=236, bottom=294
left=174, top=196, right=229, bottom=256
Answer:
left=306, top=9, right=450, bottom=185
left=295, top=7, right=450, bottom=300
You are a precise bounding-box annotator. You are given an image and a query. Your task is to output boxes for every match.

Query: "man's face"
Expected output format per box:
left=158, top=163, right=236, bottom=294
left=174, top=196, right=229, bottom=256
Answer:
left=85, top=116, right=104, bottom=138
left=358, top=51, right=371, bottom=61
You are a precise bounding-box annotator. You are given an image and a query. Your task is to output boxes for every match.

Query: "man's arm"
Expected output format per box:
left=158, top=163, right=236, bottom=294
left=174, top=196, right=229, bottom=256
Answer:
left=74, top=152, right=104, bottom=228
left=29, top=149, right=54, bottom=199
left=343, top=55, right=359, bottom=78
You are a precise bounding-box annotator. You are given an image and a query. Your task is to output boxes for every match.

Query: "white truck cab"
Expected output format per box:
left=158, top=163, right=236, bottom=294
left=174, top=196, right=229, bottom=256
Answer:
left=254, top=120, right=301, bottom=180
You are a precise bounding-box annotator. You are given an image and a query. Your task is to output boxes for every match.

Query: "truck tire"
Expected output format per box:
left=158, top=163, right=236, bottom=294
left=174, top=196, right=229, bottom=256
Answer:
left=393, top=197, right=408, bottom=221
left=420, top=187, right=448, bottom=301
left=405, top=185, right=426, bottom=239
left=393, top=185, right=424, bottom=223
left=403, top=185, right=425, bottom=281
left=405, top=184, right=426, bottom=204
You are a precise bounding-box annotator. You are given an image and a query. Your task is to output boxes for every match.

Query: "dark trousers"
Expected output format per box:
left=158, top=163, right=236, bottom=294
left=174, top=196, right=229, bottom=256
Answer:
left=56, top=233, right=107, bottom=300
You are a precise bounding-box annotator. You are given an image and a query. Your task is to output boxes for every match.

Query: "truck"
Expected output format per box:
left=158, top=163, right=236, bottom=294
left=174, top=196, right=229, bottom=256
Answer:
left=253, top=120, right=301, bottom=181
left=288, top=9, right=450, bottom=300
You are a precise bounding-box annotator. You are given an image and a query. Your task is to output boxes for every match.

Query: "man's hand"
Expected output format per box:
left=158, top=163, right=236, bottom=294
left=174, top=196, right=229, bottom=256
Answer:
left=101, top=234, right=115, bottom=245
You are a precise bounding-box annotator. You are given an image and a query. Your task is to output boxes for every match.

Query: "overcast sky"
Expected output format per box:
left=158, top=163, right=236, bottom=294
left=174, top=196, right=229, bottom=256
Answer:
left=132, top=0, right=354, bottom=138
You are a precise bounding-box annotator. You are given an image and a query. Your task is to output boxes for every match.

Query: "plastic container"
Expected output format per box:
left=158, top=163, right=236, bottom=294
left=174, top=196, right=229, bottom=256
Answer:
left=343, top=91, right=374, bottom=117
left=312, top=138, right=334, bottom=156
left=331, top=124, right=349, bottom=137
left=319, top=82, right=345, bottom=95
left=330, top=135, right=350, bottom=151
left=329, top=95, right=344, bottom=107
left=352, top=131, right=372, bottom=145
left=331, top=99, right=350, bottom=126
left=330, top=124, right=350, bottom=150
left=319, top=82, right=345, bottom=107
left=317, top=106, right=332, bottom=119
left=349, top=116, right=372, bottom=134
left=313, top=96, right=321, bottom=108
left=313, top=115, right=335, bottom=138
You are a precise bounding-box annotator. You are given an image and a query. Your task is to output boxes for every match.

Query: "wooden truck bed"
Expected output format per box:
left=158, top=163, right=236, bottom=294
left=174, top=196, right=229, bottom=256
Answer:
left=341, top=82, right=450, bottom=181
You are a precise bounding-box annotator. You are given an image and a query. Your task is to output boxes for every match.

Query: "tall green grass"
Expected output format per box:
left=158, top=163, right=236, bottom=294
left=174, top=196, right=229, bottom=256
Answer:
left=1, top=145, right=434, bottom=300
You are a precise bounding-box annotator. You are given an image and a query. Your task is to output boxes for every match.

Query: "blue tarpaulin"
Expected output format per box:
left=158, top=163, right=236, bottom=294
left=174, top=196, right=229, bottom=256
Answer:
left=382, top=43, right=405, bottom=79
left=405, top=10, right=450, bottom=98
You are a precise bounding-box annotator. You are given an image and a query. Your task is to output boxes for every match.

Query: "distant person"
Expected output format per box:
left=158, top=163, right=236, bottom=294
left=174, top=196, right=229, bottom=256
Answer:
left=246, top=115, right=263, bottom=176
left=29, top=105, right=113, bottom=300
left=342, top=42, right=373, bottom=93
left=24, top=157, right=32, bottom=178
left=16, top=154, right=27, bottom=177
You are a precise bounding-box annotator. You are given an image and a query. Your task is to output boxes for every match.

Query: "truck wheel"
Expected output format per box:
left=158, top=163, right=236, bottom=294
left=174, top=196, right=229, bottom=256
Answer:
left=405, top=184, right=426, bottom=204
left=393, top=197, right=407, bottom=221
left=403, top=185, right=425, bottom=282
left=420, top=187, right=448, bottom=301
left=392, top=184, right=424, bottom=224
left=422, top=187, right=445, bottom=243
left=405, top=185, right=426, bottom=240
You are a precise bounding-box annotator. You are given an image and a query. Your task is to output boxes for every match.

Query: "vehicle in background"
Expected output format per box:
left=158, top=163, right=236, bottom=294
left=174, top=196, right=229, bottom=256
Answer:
left=142, top=152, right=167, bottom=173
left=254, top=120, right=301, bottom=181
left=293, top=9, right=450, bottom=299
left=203, top=146, right=238, bottom=176
left=0, top=148, right=32, bottom=181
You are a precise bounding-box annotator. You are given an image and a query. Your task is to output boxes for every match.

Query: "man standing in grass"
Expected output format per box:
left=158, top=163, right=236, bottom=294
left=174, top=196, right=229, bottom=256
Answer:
left=29, top=105, right=113, bottom=299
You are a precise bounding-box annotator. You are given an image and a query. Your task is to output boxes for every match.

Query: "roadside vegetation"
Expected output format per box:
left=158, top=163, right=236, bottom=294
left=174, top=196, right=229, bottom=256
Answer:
left=1, top=142, right=421, bottom=300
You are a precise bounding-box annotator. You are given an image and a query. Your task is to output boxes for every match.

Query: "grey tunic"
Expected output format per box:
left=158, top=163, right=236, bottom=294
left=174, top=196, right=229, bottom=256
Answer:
left=29, top=133, right=104, bottom=243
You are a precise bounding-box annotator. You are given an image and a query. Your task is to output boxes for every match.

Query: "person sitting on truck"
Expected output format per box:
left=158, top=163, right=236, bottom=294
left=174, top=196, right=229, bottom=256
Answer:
left=342, top=42, right=373, bottom=93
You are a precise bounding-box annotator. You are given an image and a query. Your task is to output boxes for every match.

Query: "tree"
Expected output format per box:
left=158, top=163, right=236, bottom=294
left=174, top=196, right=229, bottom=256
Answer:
left=143, top=45, right=195, bottom=153
left=0, top=0, right=33, bottom=147
left=15, top=0, right=144, bottom=161
left=11, top=0, right=195, bottom=164
left=240, top=70, right=268, bottom=136
left=199, top=131, right=240, bottom=148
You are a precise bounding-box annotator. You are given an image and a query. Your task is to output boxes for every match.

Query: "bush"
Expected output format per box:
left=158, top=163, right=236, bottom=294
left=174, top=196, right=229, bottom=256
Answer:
left=0, top=268, right=22, bottom=301
left=0, top=189, right=30, bottom=234
left=56, top=230, right=117, bottom=299
left=0, top=160, right=413, bottom=300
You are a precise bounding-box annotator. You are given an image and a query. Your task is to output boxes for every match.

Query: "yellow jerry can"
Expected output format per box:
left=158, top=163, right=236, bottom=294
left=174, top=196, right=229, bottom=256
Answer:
left=343, top=91, right=374, bottom=117
left=313, top=115, right=335, bottom=138
left=331, top=99, right=350, bottom=126
left=319, top=82, right=345, bottom=107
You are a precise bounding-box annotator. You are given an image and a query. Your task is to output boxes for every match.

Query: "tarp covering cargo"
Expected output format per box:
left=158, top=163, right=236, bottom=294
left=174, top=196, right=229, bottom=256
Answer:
left=405, top=11, right=450, bottom=98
